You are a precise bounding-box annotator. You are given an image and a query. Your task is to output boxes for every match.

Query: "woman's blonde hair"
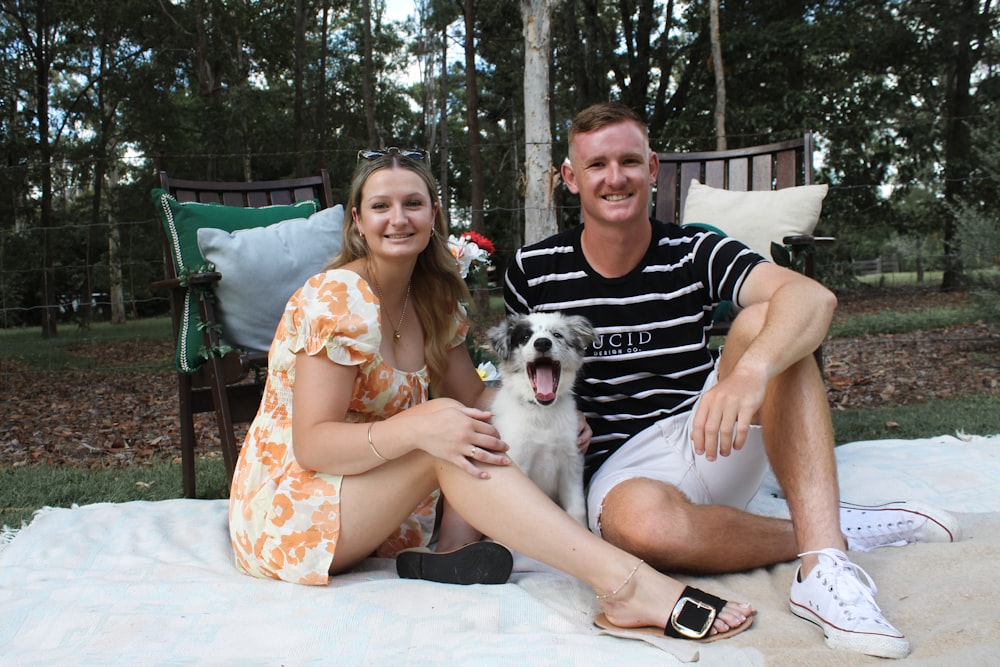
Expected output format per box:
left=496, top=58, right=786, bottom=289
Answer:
left=328, top=153, right=472, bottom=393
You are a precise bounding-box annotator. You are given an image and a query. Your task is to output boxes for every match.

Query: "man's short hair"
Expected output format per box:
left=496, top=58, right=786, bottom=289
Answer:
left=568, top=102, right=647, bottom=148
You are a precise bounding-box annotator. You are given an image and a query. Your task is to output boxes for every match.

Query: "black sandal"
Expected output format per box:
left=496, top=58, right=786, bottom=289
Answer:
left=396, top=541, right=513, bottom=585
left=595, top=585, right=753, bottom=642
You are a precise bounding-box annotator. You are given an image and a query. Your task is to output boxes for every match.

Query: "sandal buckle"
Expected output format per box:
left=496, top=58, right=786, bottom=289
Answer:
left=669, top=596, right=717, bottom=639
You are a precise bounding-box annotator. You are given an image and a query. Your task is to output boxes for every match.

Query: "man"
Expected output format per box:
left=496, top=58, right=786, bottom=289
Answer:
left=503, top=102, right=959, bottom=659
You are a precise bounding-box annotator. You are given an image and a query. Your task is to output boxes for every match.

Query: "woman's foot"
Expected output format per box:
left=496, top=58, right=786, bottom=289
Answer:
left=594, top=561, right=754, bottom=641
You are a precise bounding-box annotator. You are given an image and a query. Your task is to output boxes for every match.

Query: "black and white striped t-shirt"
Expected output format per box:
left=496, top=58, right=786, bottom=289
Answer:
left=503, top=218, right=765, bottom=479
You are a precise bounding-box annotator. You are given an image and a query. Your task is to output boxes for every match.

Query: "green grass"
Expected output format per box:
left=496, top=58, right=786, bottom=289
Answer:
left=0, top=316, right=173, bottom=371
left=0, top=458, right=228, bottom=529
left=856, top=268, right=1000, bottom=287
left=831, top=394, right=1000, bottom=444
left=828, top=303, right=986, bottom=338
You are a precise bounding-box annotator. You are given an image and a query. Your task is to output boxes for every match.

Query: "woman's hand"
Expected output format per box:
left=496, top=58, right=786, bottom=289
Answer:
left=404, top=399, right=511, bottom=478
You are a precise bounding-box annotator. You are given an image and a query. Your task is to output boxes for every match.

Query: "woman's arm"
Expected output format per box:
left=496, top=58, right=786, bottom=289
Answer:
left=291, top=351, right=509, bottom=477
left=437, top=343, right=498, bottom=411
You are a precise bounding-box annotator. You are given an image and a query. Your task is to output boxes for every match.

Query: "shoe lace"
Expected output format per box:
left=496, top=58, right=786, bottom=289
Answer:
left=799, top=548, right=887, bottom=627
left=842, top=508, right=921, bottom=552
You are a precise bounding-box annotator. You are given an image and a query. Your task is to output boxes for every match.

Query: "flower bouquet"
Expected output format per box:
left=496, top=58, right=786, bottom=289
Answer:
left=447, top=231, right=495, bottom=279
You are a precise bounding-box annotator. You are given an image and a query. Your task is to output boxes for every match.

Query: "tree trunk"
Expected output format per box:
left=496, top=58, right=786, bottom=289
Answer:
left=293, top=0, right=307, bottom=175
left=362, top=0, right=378, bottom=148
left=106, top=160, right=126, bottom=325
left=23, top=0, right=58, bottom=338
left=521, top=0, right=557, bottom=244
left=315, top=1, right=331, bottom=170
left=940, top=0, right=986, bottom=291
left=463, top=0, right=486, bottom=309
left=439, top=21, right=450, bottom=227
left=463, top=0, right=484, bottom=237
left=709, top=0, right=726, bottom=150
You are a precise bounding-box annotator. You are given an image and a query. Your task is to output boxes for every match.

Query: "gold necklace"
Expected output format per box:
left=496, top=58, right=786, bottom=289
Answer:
left=367, top=260, right=412, bottom=341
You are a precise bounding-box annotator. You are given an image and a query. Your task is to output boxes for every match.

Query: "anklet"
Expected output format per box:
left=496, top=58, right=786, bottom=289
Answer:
left=596, top=560, right=644, bottom=601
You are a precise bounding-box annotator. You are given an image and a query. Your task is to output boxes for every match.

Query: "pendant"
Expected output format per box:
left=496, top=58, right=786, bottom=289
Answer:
left=394, top=332, right=401, bottom=340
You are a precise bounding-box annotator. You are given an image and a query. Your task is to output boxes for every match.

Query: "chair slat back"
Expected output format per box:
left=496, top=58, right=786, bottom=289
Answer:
left=654, top=133, right=813, bottom=223
left=159, top=172, right=333, bottom=210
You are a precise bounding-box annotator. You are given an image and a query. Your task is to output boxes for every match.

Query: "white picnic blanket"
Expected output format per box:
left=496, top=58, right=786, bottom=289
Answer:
left=1, top=434, right=999, bottom=666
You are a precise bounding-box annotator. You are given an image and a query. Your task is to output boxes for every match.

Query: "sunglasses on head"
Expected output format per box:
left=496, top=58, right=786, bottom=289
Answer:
left=357, top=147, right=429, bottom=162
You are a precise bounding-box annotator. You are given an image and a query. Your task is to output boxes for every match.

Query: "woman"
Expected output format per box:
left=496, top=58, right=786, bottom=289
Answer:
left=228, top=147, right=755, bottom=642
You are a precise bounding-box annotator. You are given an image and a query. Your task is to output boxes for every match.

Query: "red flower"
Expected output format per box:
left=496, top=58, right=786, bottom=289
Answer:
left=461, top=231, right=495, bottom=255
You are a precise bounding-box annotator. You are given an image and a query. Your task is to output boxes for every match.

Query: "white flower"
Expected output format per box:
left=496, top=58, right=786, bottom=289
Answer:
left=476, top=361, right=501, bottom=382
left=448, top=234, right=492, bottom=279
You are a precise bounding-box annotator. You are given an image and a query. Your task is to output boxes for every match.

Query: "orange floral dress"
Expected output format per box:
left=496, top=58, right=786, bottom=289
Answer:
left=228, top=269, right=468, bottom=585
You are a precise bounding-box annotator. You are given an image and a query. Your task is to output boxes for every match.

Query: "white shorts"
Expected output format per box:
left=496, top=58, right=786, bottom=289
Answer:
left=586, top=369, right=768, bottom=536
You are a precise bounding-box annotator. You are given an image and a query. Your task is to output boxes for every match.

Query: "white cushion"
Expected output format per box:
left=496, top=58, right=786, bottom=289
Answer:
left=680, top=180, right=828, bottom=259
left=197, top=205, right=344, bottom=352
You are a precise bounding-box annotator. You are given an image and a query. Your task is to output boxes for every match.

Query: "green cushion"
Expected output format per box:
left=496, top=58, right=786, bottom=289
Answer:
left=152, top=189, right=320, bottom=373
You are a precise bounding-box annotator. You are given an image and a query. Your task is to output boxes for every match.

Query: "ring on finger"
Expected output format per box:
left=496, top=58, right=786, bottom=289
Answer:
left=470, top=446, right=478, bottom=457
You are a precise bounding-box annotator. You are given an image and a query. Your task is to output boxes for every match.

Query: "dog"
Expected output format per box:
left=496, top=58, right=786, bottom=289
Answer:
left=488, top=312, right=595, bottom=525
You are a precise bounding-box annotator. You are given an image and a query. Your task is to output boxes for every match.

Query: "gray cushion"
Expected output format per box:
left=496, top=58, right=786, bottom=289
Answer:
left=196, top=205, right=344, bottom=353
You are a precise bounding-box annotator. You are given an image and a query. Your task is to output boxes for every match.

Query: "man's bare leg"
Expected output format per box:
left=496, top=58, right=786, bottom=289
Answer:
left=599, top=478, right=799, bottom=573
left=599, top=303, right=842, bottom=574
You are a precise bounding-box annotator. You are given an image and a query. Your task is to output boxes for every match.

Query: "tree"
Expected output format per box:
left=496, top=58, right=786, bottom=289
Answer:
left=937, top=0, right=994, bottom=290
left=361, top=0, right=379, bottom=148
left=462, top=0, right=486, bottom=239
left=709, top=0, right=726, bottom=150
left=521, top=0, right=558, bottom=244
left=2, top=0, right=68, bottom=337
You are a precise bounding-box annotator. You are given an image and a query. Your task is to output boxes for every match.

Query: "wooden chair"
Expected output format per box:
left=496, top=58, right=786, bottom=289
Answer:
left=153, top=171, right=334, bottom=497
left=653, top=133, right=834, bottom=362
left=654, top=132, right=833, bottom=279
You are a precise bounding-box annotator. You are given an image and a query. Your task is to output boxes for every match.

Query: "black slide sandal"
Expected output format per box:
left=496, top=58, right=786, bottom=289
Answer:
left=396, top=541, right=513, bottom=585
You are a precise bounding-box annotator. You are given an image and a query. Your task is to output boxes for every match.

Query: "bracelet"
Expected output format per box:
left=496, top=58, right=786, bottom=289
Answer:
left=367, top=422, right=388, bottom=462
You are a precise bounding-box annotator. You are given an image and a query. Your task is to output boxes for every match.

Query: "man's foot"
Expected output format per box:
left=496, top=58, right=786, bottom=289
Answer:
left=396, top=541, right=512, bottom=585
left=840, top=501, right=961, bottom=552
left=790, top=548, right=909, bottom=659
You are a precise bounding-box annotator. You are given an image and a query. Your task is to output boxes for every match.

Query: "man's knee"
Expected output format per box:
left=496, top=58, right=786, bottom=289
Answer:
left=598, top=478, right=696, bottom=559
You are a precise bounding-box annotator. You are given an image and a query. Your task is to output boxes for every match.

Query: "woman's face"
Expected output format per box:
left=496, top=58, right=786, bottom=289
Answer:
left=353, top=166, right=437, bottom=262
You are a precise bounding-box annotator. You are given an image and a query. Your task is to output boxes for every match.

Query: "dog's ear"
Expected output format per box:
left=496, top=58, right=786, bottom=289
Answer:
left=565, top=315, right=596, bottom=352
left=488, top=317, right=514, bottom=360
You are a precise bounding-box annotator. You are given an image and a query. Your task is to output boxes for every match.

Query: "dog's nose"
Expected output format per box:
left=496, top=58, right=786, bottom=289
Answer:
left=534, top=337, right=552, bottom=352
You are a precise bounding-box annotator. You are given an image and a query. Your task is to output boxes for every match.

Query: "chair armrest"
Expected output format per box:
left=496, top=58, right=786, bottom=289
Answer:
left=782, top=235, right=837, bottom=248
left=151, top=271, right=223, bottom=291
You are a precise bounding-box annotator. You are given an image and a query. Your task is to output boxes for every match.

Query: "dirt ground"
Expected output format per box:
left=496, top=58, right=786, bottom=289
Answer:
left=2, top=285, right=998, bottom=468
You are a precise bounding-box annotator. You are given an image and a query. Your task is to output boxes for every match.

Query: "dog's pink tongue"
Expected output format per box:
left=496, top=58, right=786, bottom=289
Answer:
left=534, top=364, right=556, bottom=403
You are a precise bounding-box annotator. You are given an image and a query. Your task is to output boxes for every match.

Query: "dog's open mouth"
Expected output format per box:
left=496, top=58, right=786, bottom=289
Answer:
left=527, top=358, right=561, bottom=405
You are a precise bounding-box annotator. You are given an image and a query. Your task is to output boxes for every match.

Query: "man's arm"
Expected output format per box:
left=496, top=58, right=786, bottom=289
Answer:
left=733, top=262, right=837, bottom=378
left=690, top=262, right=837, bottom=460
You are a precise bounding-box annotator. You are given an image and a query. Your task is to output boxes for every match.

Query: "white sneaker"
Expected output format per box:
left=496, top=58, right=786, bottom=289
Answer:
left=790, top=548, right=909, bottom=659
left=840, top=501, right=961, bottom=552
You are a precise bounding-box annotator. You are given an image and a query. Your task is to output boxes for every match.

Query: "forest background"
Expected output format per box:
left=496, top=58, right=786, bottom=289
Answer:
left=1, top=0, right=999, bottom=515
left=1, top=0, right=998, bottom=336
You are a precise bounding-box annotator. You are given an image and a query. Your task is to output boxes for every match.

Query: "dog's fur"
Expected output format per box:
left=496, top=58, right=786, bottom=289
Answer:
left=488, top=313, right=595, bottom=524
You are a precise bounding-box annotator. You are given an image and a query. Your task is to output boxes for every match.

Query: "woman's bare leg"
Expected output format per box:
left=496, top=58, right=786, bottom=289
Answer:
left=337, top=452, right=754, bottom=634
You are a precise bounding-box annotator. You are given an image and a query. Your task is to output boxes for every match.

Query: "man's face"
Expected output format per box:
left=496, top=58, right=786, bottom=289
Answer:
left=562, top=120, right=658, bottom=227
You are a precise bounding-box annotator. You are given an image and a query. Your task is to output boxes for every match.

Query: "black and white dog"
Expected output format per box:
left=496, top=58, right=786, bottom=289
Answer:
left=488, top=313, right=595, bottom=524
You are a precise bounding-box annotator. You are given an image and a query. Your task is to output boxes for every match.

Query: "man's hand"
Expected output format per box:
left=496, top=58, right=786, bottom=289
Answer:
left=690, top=366, right=767, bottom=461
left=576, top=411, right=592, bottom=455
